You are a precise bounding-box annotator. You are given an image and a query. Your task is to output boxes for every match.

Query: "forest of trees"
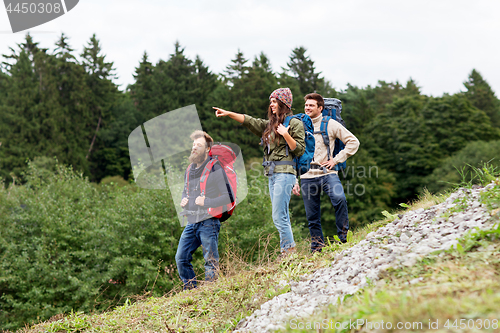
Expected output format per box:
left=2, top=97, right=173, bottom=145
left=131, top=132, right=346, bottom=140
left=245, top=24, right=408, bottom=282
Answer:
left=1, top=33, right=500, bottom=330
left=1, top=34, right=500, bottom=203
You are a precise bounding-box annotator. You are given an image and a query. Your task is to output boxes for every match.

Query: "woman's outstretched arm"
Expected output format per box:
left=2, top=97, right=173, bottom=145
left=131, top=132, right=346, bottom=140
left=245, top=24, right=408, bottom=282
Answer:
left=213, top=107, right=244, bottom=123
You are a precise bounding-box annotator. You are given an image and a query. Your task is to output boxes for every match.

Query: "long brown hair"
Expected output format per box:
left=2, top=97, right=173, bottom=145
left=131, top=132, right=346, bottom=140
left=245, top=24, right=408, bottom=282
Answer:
left=262, top=99, right=291, bottom=145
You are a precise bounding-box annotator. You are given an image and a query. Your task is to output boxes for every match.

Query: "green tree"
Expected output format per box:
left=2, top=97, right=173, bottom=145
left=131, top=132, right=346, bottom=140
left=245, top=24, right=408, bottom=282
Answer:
left=223, top=49, right=249, bottom=84
left=51, top=33, right=94, bottom=177
left=208, top=51, right=280, bottom=160
left=0, top=66, right=8, bottom=104
left=186, top=55, right=218, bottom=136
left=279, top=47, right=335, bottom=101
left=128, top=51, right=156, bottom=124
left=368, top=94, right=500, bottom=201
left=424, top=140, right=500, bottom=193
left=337, top=84, right=375, bottom=136
left=0, top=35, right=47, bottom=183
left=89, top=93, right=139, bottom=181
left=81, top=34, right=120, bottom=179
left=405, top=77, right=421, bottom=96
left=155, top=41, right=196, bottom=110
left=129, top=42, right=217, bottom=121
left=0, top=33, right=123, bottom=184
left=192, top=55, right=218, bottom=113
left=286, top=46, right=320, bottom=95
left=463, top=69, right=500, bottom=127
left=126, top=42, right=219, bottom=179
left=337, top=79, right=422, bottom=148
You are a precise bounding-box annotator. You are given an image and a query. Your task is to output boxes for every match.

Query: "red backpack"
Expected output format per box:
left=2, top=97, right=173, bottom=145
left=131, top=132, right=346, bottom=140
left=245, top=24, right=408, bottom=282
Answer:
left=186, top=143, right=238, bottom=222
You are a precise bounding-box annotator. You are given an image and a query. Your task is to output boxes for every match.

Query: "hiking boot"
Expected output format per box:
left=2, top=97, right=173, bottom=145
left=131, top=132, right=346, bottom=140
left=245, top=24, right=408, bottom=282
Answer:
left=311, top=246, right=323, bottom=254
left=277, top=247, right=296, bottom=261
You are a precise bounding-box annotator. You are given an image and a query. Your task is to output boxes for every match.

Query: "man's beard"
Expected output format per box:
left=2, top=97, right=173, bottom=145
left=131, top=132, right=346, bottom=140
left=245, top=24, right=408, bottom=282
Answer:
left=189, top=151, right=206, bottom=165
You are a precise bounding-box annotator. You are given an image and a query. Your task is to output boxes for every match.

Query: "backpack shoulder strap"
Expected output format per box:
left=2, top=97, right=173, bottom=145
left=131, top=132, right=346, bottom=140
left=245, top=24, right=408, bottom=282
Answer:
left=184, top=164, right=193, bottom=194
left=282, top=115, right=294, bottom=157
left=283, top=115, right=292, bottom=127
left=199, top=159, right=217, bottom=196
left=314, top=116, right=331, bottom=160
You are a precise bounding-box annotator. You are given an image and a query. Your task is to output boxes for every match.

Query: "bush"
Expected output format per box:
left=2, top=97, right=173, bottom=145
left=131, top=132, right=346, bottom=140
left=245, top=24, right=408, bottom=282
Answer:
left=99, top=175, right=130, bottom=187
left=0, top=162, right=180, bottom=330
left=0, top=161, right=305, bottom=330
left=424, top=140, right=500, bottom=193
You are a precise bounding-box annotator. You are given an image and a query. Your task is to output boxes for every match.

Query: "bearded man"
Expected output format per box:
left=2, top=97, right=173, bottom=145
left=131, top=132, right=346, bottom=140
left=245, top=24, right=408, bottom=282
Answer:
left=175, top=130, right=231, bottom=289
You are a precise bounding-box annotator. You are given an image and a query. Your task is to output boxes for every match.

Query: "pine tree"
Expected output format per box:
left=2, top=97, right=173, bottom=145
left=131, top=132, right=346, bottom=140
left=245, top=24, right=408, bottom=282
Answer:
left=90, top=92, right=139, bottom=181
left=130, top=41, right=218, bottom=124
left=191, top=55, right=218, bottom=130
left=130, top=42, right=217, bottom=121
left=162, top=41, right=198, bottom=109
left=208, top=51, right=281, bottom=160
left=81, top=34, right=119, bottom=178
left=337, top=83, right=375, bottom=135
left=51, top=33, right=94, bottom=176
left=245, top=52, right=278, bottom=114
left=0, top=64, right=11, bottom=157
left=284, top=47, right=323, bottom=96
left=0, top=34, right=112, bottom=183
left=81, top=34, right=118, bottom=129
left=0, top=66, right=9, bottom=104
left=0, top=35, right=43, bottom=182
left=129, top=51, right=156, bottom=124
left=126, top=42, right=220, bottom=180
left=193, top=55, right=218, bottom=107
left=368, top=94, right=500, bottom=201
left=404, top=78, right=421, bottom=96
left=463, top=69, right=500, bottom=127
left=146, top=41, right=198, bottom=115
left=223, top=49, right=248, bottom=85
left=54, top=33, right=75, bottom=62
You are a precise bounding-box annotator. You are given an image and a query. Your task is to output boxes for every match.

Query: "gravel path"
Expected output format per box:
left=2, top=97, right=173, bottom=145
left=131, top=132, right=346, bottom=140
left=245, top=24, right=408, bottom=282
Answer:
left=234, top=183, right=497, bottom=332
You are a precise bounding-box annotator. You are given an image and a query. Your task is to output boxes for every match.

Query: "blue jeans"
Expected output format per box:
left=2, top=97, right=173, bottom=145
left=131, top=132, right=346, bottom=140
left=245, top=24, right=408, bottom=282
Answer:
left=301, top=174, right=349, bottom=251
left=268, top=172, right=296, bottom=251
left=175, top=217, right=220, bottom=289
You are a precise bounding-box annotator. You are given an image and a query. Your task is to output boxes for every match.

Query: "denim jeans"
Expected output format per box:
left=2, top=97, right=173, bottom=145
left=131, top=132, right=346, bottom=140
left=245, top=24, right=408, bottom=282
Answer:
left=175, top=217, right=220, bottom=289
left=301, top=174, right=349, bottom=251
left=268, top=172, right=296, bottom=251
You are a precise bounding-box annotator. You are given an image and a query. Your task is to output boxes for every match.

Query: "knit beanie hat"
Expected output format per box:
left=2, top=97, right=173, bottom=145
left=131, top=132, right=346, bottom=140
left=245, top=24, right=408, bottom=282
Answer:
left=269, top=88, right=292, bottom=110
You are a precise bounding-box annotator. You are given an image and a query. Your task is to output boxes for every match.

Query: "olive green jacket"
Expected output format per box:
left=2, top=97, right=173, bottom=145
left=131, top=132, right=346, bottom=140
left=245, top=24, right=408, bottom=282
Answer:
left=242, top=114, right=305, bottom=176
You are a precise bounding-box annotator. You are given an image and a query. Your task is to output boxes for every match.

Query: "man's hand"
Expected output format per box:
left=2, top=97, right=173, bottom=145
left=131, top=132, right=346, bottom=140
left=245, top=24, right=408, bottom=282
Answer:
left=292, top=184, right=301, bottom=196
left=276, top=124, right=290, bottom=136
left=320, top=159, right=338, bottom=170
left=180, top=197, right=188, bottom=207
left=195, top=196, right=205, bottom=206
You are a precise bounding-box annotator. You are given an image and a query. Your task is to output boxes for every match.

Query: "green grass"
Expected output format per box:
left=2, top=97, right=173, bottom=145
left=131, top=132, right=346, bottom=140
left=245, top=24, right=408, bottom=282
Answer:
left=18, top=219, right=388, bottom=333
left=279, top=179, right=500, bottom=333
left=17, top=176, right=500, bottom=333
left=280, top=227, right=500, bottom=332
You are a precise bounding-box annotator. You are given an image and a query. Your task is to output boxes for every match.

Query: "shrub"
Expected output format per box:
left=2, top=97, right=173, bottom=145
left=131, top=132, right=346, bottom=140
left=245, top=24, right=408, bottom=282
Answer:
left=0, top=161, right=304, bottom=330
left=424, top=140, right=500, bottom=193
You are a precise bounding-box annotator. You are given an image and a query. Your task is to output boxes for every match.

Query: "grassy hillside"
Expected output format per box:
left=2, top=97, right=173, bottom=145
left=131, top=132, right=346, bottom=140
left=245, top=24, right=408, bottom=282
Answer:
left=0, top=161, right=304, bottom=331
left=17, top=175, right=500, bottom=333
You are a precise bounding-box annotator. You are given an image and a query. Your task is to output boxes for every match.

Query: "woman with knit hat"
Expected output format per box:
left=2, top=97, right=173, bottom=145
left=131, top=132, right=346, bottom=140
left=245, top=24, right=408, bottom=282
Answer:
left=213, top=88, right=305, bottom=254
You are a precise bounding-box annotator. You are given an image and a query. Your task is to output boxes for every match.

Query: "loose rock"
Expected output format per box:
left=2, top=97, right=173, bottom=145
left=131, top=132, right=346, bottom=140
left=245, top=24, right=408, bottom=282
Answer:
left=234, top=183, right=496, bottom=333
